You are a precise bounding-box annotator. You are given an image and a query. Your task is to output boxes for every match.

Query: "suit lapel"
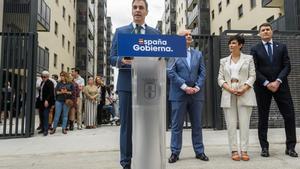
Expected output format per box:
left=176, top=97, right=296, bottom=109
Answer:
left=272, top=42, right=279, bottom=63
left=259, top=42, right=272, bottom=63
left=236, top=53, right=246, bottom=73
left=224, top=56, right=231, bottom=76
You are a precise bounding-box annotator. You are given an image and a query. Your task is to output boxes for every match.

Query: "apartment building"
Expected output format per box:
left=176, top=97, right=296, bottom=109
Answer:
left=97, top=0, right=107, bottom=80
left=105, top=17, right=114, bottom=85
left=176, top=0, right=187, bottom=33
left=164, top=0, right=177, bottom=34
left=38, top=0, right=77, bottom=75
left=210, top=0, right=282, bottom=35
left=76, top=0, right=97, bottom=79
left=187, top=0, right=210, bottom=35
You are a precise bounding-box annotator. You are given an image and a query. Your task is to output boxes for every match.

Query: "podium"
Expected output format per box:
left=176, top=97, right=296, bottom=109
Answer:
left=118, top=34, right=186, bottom=169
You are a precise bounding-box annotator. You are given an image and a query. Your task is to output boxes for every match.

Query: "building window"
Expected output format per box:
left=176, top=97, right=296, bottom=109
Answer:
left=54, top=54, right=57, bottom=68
left=73, top=22, right=75, bottom=32
left=227, top=0, right=230, bottom=5
left=62, top=35, right=65, bottom=47
left=61, top=64, right=65, bottom=72
left=238, top=5, right=243, bottom=18
left=219, top=26, right=223, bottom=35
left=67, top=67, right=70, bottom=73
left=211, top=10, right=215, bottom=20
left=73, top=0, right=76, bottom=9
left=251, top=26, right=257, bottom=30
left=267, top=15, right=275, bottom=23
left=73, top=46, right=75, bottom=57
left=62, top=6, right=66, bottom=19
left=227, top=19, right=231, bottom=30
left=250, top=0, right=256, bottom=9
left=54, top=22, right=58, bottom=35
left=68, top=41, right=70, bottom=53
left=218, top=2, right=222, bottom=13
left=68, top=15, right=71, bottom=26
left=56, top=0, right=58, bottom=5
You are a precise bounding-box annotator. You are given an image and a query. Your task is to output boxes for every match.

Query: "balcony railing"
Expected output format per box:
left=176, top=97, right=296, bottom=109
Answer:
left=262, top=0, right=283, bottom=8
left=188, top=4, right=198, bottom=28
left=37, top=0, right=51, bottom=31
left=271, top=15, right=286, bottom=31
left=37, top=46, right=49, bottom=73
left=187, top=0, right=197, bottom=11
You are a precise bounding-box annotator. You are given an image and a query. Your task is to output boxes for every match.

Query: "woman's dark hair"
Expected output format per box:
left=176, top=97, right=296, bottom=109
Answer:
left=228, top=34, right=245, bottom=46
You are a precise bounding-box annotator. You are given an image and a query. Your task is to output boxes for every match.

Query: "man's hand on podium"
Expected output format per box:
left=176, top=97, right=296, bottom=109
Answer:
left=121, top=58, right=133, bottom=65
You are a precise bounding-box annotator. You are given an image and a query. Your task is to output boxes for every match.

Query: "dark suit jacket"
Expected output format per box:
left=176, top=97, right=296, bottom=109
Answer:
left=250, top=41, right=291, bottom=87
left=168, top=48, right=206, bottom=101
left=40, top=79, right=55, bottom=107
left=109, top=23, right=160, bottom=92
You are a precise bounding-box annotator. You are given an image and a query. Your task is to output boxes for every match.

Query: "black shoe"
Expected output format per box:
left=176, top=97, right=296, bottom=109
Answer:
left=285, top=149, right=298, bottom=157
left=168, top=153, right=179, bottom=163
left=123, top=165, right=131, bottom=169
left=43, top=131, right=48, bottom=136
left=38, top=130, right=44, bottom=134
left=196, top=153, right=209, bottom=161
left=261, top=148, right=270, bottom=157
left=69, top=121, right=74, bottom=131
left=36, top=126, right=42, bottom=130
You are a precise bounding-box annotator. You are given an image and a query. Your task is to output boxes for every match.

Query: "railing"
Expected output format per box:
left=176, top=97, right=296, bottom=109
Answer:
left=271, top=15, right=286, bottom=31
left=37, top=46, right=49, bottom=73
left=37, top=0, right=51, bottom=31
left=188, top=4, right=198, bottom=27
left=0, top=32, right=37, bottom=138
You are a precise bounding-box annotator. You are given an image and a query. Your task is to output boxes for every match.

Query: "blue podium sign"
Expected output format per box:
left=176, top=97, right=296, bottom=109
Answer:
left=117, top=34, right=186, bottom=58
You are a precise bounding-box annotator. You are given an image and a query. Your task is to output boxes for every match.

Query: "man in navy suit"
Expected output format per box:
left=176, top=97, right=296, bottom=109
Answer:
left=251, top=23, right=298, bottom=158
left=167, top=29, right=208, bottom=163
left=109, top=0, right=160, bottom=168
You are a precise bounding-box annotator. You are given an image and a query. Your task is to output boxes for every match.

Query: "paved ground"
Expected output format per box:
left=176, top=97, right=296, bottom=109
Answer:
left=0, top=126, right=299, bottom=169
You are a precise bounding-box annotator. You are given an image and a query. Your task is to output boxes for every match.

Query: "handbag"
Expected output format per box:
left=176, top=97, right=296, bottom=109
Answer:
left=65, top=99, right=74, bottom=107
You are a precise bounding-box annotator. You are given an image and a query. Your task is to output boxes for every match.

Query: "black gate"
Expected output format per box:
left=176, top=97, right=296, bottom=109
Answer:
left=0, top=32, right=37, bottom=138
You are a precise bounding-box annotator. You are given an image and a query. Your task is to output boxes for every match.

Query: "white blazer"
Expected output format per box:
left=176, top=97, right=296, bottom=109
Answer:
left=217, top=53, right=257, bottom=108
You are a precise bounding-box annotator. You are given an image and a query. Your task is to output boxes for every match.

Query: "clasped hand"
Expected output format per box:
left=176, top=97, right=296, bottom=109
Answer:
left=185, top=87, right=200, bottom=95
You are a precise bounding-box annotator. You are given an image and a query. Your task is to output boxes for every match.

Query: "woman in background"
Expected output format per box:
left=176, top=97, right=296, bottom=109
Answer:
left=83, top=77, right=99, bottom=128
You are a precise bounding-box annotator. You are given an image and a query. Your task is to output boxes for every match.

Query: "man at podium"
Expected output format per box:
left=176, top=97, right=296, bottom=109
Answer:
left=168, top=29, right=209, bottom=163
left=109, top=0, right=160, bottom=168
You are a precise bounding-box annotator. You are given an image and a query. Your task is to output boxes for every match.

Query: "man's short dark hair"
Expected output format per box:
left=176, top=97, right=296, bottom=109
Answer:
left=228, top=34, right=245, bottom=46
left=71, top=67, right=80, bottom=74
left=259, top=23, right=273, bottom=31
left=132, top=0, right=148, bottom=11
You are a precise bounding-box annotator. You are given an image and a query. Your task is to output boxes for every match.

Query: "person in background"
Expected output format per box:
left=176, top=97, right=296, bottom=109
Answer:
left=218, top=35, right=256, bottom=161
left=71, top=68, right=85, bottom=130
left=68, top=75, right=80, bottom=131
left=38, top=71, right=55, bottom=136
left=50, top=71, right=74, bottom=135
left=83, top=77, right=99, bottom=129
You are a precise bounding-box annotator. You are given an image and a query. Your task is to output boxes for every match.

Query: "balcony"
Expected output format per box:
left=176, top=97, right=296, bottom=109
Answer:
left=262, top=0, right=283, bottom=8
left=271, top=15, right=286, bottom=31
left=37, top=46, right=49, bottom=73
left=188, top=0, right=198, bottom=11
left=191, top=27, right=199, bottom=35
left=37, top=0, right=51, bottom=31
left=188, top=4, right=198, bottom=28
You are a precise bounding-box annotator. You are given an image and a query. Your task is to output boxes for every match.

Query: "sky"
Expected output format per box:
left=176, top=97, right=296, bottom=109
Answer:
left=107, top=0, right=164, bottom=32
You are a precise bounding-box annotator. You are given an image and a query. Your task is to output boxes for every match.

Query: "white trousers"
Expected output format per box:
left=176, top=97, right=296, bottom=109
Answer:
left=223, top=93, right=252, bottom=152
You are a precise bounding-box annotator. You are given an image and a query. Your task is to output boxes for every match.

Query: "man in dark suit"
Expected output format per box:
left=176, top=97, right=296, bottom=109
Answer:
left=167, top=29, right=208, bottom=163
left=109, top=0, right=160, bottom=168
left=250, top=23, right=298, bottom=158
left=39, top=71, right=55, bottom=136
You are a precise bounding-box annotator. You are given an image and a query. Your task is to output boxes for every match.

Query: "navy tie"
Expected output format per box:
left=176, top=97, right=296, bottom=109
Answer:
left=266, top=42, right=273, bottom=62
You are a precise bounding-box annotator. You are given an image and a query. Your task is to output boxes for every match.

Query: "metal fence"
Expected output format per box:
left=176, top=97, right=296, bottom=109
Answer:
left=0, top=32, right=37, bottom=139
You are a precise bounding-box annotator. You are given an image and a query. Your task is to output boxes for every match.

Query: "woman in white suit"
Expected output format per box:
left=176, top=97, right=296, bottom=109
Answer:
left=218, top=35, right=257, bottom=161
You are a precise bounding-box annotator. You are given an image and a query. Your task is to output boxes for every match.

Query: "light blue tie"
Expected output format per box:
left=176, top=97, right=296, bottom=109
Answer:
left=186, top=49, right=191, bottom=68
